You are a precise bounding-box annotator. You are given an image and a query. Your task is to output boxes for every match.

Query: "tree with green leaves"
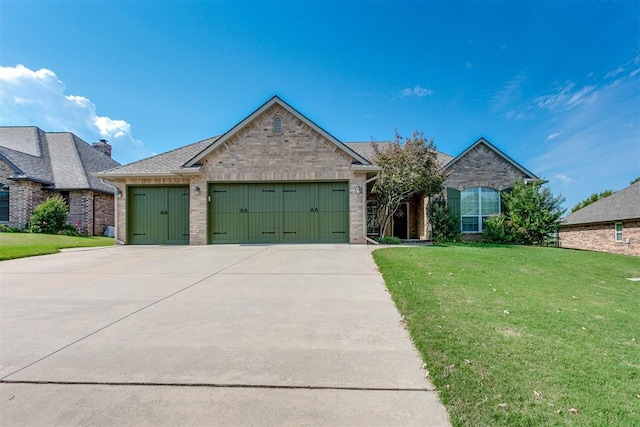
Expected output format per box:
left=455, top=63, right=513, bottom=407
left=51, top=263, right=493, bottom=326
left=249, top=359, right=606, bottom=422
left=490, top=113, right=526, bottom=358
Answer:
left=502, top=180, right=566, bottom=245
left=372, top=131, right=446, bottom=237
left=571, top=190, right=614, bottom=213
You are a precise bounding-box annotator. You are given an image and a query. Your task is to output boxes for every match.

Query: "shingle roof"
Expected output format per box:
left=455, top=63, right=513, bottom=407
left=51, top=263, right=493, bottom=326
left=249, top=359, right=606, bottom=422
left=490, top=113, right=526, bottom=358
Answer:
left=344, top=141, right=454, bottom=166
left=0, top=126, right=120, bottom=193
left=96, top=137, right=218, bottom=177
left=562, top=181, right=640, bottom=225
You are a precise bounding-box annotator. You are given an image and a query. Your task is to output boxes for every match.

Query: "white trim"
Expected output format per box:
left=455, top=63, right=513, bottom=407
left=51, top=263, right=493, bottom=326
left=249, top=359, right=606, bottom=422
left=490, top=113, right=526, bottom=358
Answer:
left=614, top=222, right=623, bottom=242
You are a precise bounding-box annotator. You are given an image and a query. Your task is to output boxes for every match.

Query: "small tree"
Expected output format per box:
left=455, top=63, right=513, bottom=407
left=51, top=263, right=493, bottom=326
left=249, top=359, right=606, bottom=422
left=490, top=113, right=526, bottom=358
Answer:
left=427, top=196, right=459, bottom=242
left=29, top=195, right=69, bottom=234
left=372, top=131, right=446, bottom=237
left=503, top=180, right=565, bottom=245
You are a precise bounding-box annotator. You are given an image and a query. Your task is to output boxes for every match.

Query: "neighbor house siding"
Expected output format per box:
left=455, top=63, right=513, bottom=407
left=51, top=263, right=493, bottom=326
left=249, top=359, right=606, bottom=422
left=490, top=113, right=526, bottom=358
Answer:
left=7, top=181, right=48, bottom=229
left=559, top=220, right=640, bottom=256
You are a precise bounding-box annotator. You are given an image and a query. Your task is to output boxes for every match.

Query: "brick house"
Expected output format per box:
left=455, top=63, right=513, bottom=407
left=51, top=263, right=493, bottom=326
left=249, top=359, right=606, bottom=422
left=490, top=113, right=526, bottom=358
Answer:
left=0, top=126, right=120, bottom=235
left=349, top=137, right=539, bottom=240
left=559, top=181, right=640, bottom=256
left=95, top=96, right=539, bottom=245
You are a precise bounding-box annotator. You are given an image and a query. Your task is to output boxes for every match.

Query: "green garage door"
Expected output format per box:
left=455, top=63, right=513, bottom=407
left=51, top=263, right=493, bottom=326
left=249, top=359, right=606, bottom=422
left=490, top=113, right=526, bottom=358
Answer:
left=128, top=186, right=190, bottom=244
left=209, top=182, right=349, bottom=244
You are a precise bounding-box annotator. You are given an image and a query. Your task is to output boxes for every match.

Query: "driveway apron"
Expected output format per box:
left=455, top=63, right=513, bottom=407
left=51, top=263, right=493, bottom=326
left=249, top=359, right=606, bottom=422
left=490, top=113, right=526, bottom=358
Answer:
left=1, top=245, right=450, bottom=426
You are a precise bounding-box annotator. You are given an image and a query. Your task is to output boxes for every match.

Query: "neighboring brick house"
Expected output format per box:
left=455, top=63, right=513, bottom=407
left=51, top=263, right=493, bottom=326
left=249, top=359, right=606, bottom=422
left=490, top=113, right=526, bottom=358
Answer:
left=0, top=126, right=120, bottom=235
left=348, top=137, right=539, bottom=240
left=559, top=181, right=640, bottom=256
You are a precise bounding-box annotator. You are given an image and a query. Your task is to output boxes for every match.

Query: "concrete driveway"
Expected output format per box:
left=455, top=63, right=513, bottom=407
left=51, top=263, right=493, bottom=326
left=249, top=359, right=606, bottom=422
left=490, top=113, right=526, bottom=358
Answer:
left=0, top=244, right=449, bottom=426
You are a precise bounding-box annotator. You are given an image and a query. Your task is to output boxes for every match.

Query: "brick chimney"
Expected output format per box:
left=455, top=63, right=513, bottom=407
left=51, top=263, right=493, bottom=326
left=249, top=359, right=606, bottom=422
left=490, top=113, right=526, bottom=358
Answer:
left=92, top=139, right=112, bottom=158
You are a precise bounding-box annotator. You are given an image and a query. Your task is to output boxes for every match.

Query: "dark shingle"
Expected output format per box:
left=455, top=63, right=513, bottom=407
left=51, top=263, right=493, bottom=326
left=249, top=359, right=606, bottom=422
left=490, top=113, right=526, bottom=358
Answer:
left=563, top=181, right=640, bottom=225
left=0, top=126, right=120, bottom=193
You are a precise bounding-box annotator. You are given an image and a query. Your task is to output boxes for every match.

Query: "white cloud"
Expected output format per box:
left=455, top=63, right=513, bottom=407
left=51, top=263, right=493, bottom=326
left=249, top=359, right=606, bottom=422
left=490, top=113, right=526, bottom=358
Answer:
left=555, top=173, right=578, bottom=185
left=400, top=85, right=433, bottom=97
left=491, top=72, right=527, bottom=113
left=0, top=64, right=151, bottom=164
left=547, top=132, right=561, bottom=140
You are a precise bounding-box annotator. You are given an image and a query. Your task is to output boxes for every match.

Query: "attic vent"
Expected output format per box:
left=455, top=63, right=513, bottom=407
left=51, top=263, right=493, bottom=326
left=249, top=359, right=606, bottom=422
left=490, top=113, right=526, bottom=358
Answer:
left=273, top=117, right=282, bottom=135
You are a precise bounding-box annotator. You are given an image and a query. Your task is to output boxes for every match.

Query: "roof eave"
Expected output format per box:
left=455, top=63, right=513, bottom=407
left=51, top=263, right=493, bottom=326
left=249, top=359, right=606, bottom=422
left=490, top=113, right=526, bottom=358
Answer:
left=92, top=172, right=181, bottom=179
left=168, top=166, right=203, bottom=176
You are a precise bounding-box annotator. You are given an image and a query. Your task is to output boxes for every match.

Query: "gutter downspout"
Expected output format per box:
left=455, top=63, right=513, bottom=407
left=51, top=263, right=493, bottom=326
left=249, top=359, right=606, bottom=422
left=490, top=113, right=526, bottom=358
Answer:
left=364, top=174, right=379, bottom=245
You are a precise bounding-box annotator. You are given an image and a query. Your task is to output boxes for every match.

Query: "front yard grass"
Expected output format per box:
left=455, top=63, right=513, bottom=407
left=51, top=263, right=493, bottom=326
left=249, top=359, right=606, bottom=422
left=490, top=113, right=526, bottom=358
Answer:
left=0, top=233, right=113, bottom=260
left=373, top=245, right=639, bottom=427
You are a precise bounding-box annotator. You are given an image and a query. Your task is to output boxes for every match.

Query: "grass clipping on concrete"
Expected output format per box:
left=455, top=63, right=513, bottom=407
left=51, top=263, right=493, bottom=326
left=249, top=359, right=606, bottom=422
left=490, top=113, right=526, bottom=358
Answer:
left=373, top=245, right=639, bottom=427
left=0, top=233, right=114, bottom=260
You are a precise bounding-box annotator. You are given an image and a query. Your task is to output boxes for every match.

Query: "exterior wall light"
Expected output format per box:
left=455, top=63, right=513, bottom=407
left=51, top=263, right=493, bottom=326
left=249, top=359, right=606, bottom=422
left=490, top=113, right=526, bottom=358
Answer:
left=115, top=188, right=122, bottom=198
left=355, top=184, right=362, bottom=194
left=194, top=186, right=201, bottom=195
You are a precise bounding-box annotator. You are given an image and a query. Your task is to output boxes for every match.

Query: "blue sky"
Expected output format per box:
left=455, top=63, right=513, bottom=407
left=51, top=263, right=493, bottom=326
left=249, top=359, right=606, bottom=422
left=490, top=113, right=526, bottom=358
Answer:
left=1, top=0, right=638, bottom=210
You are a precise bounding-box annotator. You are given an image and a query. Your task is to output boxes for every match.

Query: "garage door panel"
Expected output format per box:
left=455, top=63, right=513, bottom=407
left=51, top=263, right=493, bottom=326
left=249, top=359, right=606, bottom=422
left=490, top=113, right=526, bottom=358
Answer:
left=166, top=188, right=190, bottom=244
left=282, top=212, right=315, bottom=242
left=248, top=212, right=280, bottom=243
left=317, top=211, right=349, bottom=243
left=211, top=184, right=246, bottom=214
left=211, top=212, right=247, bottom=243
left=318, top=183, right=349, bottom=212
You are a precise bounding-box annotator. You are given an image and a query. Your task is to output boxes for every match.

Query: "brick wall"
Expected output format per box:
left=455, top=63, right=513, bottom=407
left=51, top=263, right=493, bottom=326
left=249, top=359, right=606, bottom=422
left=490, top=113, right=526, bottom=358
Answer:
left=6, top=181, right=48, bottom=229
left=445, top=142, right=529, bottom=191
left=559, top=220, right=639, bottom=256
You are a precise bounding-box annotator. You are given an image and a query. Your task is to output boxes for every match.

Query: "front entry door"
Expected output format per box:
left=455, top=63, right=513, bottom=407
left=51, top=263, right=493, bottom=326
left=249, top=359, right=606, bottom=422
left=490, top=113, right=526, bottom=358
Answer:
left=393, top=202, right=409, bottom=240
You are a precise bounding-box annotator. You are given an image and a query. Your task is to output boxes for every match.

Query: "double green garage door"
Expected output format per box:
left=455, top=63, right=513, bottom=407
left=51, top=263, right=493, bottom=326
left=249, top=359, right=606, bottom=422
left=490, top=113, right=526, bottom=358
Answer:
left=210, top=182, right=349, bottom=243
left=127, top=182, right=349, bottom=244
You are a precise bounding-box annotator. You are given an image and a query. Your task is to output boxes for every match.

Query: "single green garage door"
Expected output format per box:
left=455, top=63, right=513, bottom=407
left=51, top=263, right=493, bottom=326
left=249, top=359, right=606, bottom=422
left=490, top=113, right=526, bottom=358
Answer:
left=128, top=186, right=190, bottom=244
left=209, top=182, right=349, bottom=244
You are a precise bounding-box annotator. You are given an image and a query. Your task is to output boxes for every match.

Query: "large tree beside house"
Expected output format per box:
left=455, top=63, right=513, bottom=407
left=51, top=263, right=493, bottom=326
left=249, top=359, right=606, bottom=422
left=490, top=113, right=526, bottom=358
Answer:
left=372, top=131, right=446, bottom=237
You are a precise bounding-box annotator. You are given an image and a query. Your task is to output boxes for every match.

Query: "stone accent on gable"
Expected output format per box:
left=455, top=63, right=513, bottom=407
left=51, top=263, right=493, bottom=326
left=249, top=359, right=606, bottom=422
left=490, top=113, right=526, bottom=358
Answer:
left=445, top=142, right=529, bottom=191
left=559, top=220, right=639, bottom=256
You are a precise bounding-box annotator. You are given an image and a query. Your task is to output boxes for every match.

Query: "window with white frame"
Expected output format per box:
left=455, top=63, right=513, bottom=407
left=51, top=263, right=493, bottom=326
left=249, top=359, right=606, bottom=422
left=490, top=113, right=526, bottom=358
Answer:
left=615, top=222, right=623, bottom=242
left=460, top=187, right=500, bottom=232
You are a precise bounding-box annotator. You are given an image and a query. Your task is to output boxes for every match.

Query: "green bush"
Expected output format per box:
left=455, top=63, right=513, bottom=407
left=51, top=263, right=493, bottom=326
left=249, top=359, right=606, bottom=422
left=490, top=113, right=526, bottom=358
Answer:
left=57, top=223, right=80, bottom=236
left=378, top=236, right=402, bottom=244
left=427, top=197, right=460, bottom=242
left=29, top=195, right=69, bottom=235
left=483, top=214, right=516, bottom=243
left=0, top=224, right=21, bottom=233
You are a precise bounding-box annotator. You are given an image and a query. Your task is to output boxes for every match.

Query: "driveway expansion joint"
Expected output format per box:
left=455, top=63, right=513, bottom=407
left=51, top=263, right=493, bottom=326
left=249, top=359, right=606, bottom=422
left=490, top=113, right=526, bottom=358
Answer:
left=0, top=379, right=435, bottom=392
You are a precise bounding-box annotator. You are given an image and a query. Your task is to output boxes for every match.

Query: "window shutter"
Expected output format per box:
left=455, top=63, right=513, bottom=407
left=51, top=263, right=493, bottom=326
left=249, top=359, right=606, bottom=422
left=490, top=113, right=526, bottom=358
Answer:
left=447, top=187, right=461, bottom=232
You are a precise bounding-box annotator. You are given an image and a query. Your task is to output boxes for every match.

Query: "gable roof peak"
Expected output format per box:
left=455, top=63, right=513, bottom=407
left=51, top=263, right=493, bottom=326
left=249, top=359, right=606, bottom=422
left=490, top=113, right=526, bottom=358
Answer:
left=183, top=95, right=370, bottom=167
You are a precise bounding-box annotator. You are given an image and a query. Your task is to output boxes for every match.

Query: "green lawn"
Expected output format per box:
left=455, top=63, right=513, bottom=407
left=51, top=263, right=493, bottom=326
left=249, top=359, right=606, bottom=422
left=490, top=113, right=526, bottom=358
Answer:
left=0, top=233, right=114, bottom=260
left=373, top=245, right=640, bottom=427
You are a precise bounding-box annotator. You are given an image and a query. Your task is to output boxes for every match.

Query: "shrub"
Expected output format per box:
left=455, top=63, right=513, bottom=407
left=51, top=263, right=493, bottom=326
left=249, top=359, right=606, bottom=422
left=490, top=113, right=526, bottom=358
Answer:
left=0, top=224, right=21, bottom=233
left=427, top=197, right=460, bottom=242
left=378, top=236, right=402, bottom=244
left=57, top=223, right=81, bottom=236
left=29, top=195, right=69, bottom=234
left=483, top=214, right=516, bottom=243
